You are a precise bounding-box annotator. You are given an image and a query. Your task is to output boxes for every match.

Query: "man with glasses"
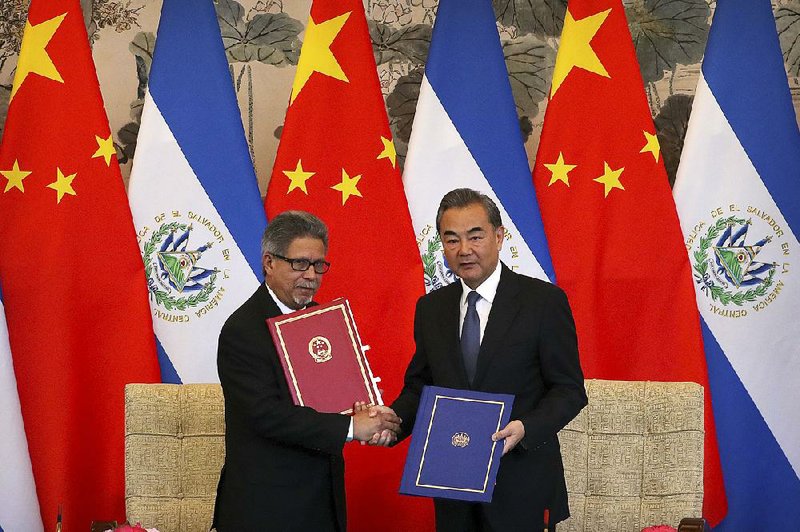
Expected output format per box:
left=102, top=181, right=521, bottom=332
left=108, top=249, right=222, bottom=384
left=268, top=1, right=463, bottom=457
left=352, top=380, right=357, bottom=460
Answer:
left=213, top=210, right=401, bottom=531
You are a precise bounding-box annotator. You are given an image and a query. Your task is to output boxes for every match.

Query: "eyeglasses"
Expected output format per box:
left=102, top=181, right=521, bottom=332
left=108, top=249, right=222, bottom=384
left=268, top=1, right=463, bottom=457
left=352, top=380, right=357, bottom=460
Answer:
left=271, top=253, right=331, bottom=274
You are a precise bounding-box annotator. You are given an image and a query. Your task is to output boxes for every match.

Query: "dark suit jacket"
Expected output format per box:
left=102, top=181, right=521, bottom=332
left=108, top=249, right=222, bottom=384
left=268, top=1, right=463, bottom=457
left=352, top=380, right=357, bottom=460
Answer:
left=392, top=264, right=587, bottom=531
left=213, top=284, right=350, bottom=531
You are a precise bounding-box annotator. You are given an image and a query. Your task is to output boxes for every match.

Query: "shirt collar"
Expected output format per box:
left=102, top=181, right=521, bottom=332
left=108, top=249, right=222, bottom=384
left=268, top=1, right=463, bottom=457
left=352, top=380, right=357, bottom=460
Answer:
left=459, top=261, right=501, bottom=306
left=264, top=281, right=296, bottom=314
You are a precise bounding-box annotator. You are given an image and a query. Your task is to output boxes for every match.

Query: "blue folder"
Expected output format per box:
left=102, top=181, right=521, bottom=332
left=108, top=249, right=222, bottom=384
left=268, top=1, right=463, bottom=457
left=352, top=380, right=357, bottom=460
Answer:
left=399, top=386, right=514, bottom=502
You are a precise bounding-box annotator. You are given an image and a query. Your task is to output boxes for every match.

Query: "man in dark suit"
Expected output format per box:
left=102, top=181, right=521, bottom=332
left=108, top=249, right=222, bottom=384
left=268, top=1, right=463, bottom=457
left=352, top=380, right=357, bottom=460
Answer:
left=213, top=210, right=400, bottom=532
left=386, top=188, right=587, bottom=531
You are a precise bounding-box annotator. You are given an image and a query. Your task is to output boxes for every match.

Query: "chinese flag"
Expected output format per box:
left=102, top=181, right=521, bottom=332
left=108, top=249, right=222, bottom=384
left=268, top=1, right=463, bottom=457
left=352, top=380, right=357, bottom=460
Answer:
left=531, top=0, right=726, bottom=525
left=0, top=0, right=160, bottom=529
left=264, top=0, right=430, bottom=530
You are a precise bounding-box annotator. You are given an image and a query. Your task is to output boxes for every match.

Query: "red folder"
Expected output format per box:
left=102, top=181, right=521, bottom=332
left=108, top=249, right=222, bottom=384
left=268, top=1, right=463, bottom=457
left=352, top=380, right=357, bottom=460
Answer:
left=267, top=298, right=382, bottom=414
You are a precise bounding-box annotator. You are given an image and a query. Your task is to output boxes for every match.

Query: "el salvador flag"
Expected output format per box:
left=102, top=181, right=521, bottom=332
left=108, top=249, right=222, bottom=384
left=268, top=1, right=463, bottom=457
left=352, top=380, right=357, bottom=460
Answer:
left=403, top=0, right=553, bottom=289
left=673, top=0, right=800, bottom=528
left=129, top=0, right=266, bottom=383
left=0, top=293, right=42, bottom=532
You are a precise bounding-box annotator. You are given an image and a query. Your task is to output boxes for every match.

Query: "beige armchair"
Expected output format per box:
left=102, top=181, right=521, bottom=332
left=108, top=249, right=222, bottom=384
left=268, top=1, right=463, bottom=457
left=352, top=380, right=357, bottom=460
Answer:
left=125, top=379, right=704, bottom=532
left=125, top=384, right=224, bottom=532
left=558, top=380, right=704, bottom=531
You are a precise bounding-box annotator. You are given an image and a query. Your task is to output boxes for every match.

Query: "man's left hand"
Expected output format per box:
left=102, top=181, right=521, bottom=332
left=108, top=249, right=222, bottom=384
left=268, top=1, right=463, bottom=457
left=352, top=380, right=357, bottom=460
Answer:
left=492, top=420, right=525, bottom=456
left=352, top=402, right=400, bottom=446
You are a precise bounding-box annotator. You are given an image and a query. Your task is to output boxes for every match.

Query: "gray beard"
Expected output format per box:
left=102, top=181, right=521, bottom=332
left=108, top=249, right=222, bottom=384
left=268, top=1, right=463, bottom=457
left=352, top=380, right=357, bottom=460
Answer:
left=293, top=294, right=313, bottom=307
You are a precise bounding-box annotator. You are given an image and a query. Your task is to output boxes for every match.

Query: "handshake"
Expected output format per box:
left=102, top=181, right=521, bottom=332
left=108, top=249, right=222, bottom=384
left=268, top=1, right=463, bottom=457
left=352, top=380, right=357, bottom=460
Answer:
left=351, top=402, right=402, bottom=447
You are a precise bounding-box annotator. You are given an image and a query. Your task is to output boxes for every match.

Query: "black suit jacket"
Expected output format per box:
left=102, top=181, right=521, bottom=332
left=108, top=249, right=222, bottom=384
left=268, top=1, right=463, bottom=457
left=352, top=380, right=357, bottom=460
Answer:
left=213, top=284, right=350, bottom=531
left=392, top=264, right=587, bottom=531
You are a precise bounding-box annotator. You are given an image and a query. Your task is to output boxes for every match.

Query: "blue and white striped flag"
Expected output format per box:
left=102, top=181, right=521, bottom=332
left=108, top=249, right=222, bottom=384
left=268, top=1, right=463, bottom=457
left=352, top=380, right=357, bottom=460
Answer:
left=403, top=0, right=553, bottom=289
left=673, top=0, right=800, bottom=528
left=129, top=0, right=266, bottom=383
left=0, top=295, right=42, bottom=532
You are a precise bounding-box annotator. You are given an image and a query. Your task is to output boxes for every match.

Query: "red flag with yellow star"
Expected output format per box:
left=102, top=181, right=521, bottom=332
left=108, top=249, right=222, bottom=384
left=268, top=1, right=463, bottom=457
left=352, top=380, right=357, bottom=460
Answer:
left=265, top=0, right=430, bottom=529
left=0, top=0, right=160, bottom=528
left=532, top=0, right=726, bottom=525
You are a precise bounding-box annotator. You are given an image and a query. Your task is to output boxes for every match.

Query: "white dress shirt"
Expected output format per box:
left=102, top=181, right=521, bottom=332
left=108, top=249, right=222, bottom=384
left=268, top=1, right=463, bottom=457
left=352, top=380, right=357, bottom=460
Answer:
left=265, top=281, right=295, bottom=315
left=458, top=262, right=502, bottom=345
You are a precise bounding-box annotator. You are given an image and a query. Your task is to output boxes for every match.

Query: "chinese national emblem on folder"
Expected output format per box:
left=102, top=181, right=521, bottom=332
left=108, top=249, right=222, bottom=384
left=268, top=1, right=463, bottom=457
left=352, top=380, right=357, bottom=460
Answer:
left=267, top=298, right=382, bottom=414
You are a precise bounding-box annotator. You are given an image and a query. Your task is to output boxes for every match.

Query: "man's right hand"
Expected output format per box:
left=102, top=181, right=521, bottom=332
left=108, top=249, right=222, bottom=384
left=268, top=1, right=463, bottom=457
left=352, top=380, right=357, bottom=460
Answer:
left=352, top=405, right=401, bottom=443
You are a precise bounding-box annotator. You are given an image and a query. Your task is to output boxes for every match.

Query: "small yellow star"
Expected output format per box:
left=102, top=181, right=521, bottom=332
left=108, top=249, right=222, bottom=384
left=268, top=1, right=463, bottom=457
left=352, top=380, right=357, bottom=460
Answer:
left=1, top=160, right=32, bottom=193
left=640, top=130, right=661, bottom=162
left=290, top=12, right=351, bottom=104
left=550, top=8, right=611, bottom=97
left=377, top=136, right=397, bottom=168
left=11, top=13, right=67, bottom=101
left=46, top=167, right=77, bottom=203
left=92, top=134, right=117, bottom=166
left=543, top=152, right=577, bottom=187
left=593, top=162, right=625, bottom=198
left=283, top=160, right=315, bottom=194
left=331, top=168, right=362, bottom=205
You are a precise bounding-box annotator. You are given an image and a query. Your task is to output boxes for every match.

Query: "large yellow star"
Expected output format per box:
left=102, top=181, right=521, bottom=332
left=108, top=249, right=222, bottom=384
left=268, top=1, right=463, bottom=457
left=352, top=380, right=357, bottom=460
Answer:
left=550, top=8, right=611, bottom=97
left=283, top=160, right=315, bottom=194
left=10, top=13, right=67, bottom=101
left=46, top=167, right=77, bottom=203
left=640, top=130, right=661, bottom=162
left=377, top=136, right=397, bottom=168
left=2, top=160, right=32, bottom=193
left=290, top=12, right=351, bottom=104
left=331, top=168, right=362, bottom=205
left=92, top=134, right=117, bottom=166
left=593, top=162, right=625, bottom=197
left=543, top=152, right=577, bottom=187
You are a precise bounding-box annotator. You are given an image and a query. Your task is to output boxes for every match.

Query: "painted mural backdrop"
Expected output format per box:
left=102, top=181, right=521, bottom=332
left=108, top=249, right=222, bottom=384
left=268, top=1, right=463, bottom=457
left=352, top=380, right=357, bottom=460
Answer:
left=1, top=0, right=799, bottom=191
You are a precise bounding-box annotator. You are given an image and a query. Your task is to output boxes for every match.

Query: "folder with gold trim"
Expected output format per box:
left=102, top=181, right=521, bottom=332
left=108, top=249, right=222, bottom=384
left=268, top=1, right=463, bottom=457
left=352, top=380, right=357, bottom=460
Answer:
left=267, top=298, right=382, bottom=414
left=399, top=386, right=514, bottom=502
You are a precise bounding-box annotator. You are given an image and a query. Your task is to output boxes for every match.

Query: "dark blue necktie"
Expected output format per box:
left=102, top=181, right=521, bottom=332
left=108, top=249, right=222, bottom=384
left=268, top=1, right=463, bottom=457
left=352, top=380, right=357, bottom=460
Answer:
left=461, top=290, right=481, bottom=384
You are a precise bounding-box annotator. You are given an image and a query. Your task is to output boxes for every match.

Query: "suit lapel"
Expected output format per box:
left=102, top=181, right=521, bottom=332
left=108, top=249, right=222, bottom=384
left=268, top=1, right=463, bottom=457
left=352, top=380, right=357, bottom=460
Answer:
left=473, top=265, right=521, bottom=388
left=256, top=283, right=282, bottom=319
